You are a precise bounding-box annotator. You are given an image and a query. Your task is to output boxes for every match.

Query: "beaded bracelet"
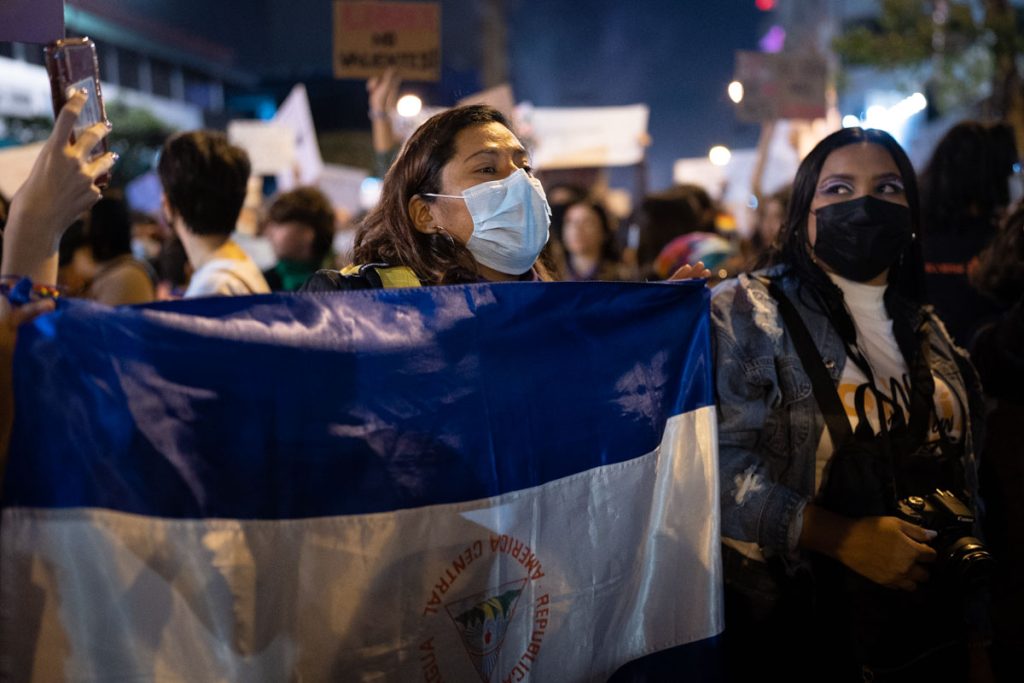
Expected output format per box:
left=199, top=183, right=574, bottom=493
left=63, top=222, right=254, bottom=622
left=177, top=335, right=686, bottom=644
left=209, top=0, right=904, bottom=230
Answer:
left=0, top=277, right=63, bottom=306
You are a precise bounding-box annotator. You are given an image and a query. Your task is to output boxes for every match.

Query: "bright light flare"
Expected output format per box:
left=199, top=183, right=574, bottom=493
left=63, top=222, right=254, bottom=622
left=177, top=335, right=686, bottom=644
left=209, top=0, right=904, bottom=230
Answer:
left=396, top=94, right=423, bottom=118
left=842, top=115, right=861, bottom=128
left=709, top=145, right=732, bottom=167
left=728, top=81, right=744, bottom=104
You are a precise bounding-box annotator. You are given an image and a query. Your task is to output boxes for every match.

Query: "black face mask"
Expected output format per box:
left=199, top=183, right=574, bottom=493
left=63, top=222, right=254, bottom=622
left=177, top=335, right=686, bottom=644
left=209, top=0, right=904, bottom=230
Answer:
left=812, top=195, right=913, bottom=282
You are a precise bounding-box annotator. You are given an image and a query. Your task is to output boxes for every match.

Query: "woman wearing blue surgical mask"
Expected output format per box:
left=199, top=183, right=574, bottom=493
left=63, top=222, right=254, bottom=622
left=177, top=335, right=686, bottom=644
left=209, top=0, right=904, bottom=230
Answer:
left=712, top=127, right=990, bottom=681
left=303, top=105, right=553, bottom=290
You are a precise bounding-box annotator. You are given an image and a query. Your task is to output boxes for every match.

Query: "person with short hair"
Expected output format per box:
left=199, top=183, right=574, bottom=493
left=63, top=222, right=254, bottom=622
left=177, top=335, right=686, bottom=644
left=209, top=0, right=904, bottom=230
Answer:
left=157, top=131, right=269, bottom=298
left=262, top=187, right=335, bottom=292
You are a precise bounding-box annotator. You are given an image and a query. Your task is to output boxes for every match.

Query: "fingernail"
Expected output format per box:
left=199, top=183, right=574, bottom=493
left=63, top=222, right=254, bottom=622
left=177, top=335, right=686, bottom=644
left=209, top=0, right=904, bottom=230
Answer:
left=925, top=530, right=938, bottom=539
left=79, top=88, right=89, bottom=96
left=105, top=120, right=113, bottom=130
left=111, top=152, right=120, bottom=162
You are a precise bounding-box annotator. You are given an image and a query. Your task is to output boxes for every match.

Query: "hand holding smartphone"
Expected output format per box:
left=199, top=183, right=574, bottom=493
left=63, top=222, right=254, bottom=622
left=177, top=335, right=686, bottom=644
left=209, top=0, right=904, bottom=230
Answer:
left=44, top=37, right=111, bottom=188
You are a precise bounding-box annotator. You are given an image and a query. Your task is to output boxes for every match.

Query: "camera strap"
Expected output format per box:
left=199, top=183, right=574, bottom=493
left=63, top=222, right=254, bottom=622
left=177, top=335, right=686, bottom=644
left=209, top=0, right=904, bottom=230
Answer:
left=759, top=276, right=854, bottom=449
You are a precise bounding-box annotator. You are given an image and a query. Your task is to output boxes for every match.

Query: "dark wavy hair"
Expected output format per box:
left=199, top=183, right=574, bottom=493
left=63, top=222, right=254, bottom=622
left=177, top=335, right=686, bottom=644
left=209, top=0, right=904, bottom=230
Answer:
left=920, top=121, right=1019, bottom=234
left=87, top=196, right=133, bottom=262
left=972, top=204, right=1024, bottom=306
left=355, top=105, right=514, bottom=284
left=768, top=127, right=926, bottom=355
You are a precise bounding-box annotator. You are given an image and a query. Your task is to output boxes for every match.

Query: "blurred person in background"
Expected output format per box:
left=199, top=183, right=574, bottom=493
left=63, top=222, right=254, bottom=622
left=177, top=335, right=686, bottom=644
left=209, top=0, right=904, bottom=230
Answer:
left=368, top=68, right=402, bottom=179
left=654, top=231, right=735, bottom=286
left=969, top=205, right=1024, bottom=683
left=560, top=200, right=627, bottom=281
left=750, top=186, right=791, bottom=260
left=545, top=182, right=588, bottom=246
left=920, top=121, right=1019, bottom=346
left=57, top=197, right=156, bottom=306
left=153, top=236, right=190, bottom=301
left=634, top=186, right=704, bottom=279
left=158, top=131, right=269, bottom=298
left=130, top=210, right=166, bottom=267
left=56, top=220, right=88, bottom=295
left=262, top=187, right=336, bottom=292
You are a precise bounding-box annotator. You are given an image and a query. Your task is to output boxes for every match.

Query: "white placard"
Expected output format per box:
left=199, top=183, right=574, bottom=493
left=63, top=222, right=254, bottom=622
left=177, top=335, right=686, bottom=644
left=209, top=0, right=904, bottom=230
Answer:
left=0, top=141, right=44, bottom=199
left=273, top=84, right=324, bottom=191
left=528, top=104, right=649, bottom=170
left=227, top=120, right=296, bottom=176
left=317, top=163, right=368, bottom=215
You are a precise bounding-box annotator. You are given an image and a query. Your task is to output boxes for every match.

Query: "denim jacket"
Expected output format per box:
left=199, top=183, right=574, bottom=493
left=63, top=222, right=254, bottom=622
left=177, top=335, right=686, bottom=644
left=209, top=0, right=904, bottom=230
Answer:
left=711, top=265, right=984, bottom=566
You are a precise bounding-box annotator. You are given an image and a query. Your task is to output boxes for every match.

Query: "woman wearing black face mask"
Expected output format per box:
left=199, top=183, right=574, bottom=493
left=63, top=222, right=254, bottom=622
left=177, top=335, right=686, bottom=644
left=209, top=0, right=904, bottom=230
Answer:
left=711, top=128, right=988, bottom=682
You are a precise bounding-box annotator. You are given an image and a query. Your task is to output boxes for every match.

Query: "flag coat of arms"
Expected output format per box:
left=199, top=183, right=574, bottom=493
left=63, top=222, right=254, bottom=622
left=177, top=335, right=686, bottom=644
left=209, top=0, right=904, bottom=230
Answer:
left=1, top=281, right=721, bottom=682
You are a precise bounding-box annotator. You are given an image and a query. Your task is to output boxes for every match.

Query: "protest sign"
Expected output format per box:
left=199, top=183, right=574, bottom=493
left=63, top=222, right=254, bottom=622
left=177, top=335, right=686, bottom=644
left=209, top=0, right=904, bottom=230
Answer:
left=528, top=104, right=649, bottom=170
left=734, top=50, right=828, bottom=122
left=227, top=120, right=296, bottom=176
left=0, top=142, right=44, bottom=198
left=333, top=0, right=441, bottom=81
left=273, top=84, right=324, bottom=191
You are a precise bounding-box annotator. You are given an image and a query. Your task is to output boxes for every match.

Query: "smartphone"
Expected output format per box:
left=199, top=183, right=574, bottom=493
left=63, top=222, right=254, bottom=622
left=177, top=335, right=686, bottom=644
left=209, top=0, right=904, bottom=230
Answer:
left=44, top=37, right=110, bottom=188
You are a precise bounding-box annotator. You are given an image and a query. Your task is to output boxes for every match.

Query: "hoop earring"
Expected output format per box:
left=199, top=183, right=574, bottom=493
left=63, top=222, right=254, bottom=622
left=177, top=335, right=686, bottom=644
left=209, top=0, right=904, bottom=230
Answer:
left=434, top=226, right=456, bottom=248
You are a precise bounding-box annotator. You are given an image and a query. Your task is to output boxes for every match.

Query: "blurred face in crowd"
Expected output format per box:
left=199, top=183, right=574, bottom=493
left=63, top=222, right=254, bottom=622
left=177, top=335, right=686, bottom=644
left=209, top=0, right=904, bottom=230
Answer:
left=562, top=203, right=605, bottom=258
left=758, top=198, right=785, bottom=246
left=266, top=220, right=315, bottom=262
left=420, top=121, right=532, bottom=245
left=807, top=142, right=908, bottom=280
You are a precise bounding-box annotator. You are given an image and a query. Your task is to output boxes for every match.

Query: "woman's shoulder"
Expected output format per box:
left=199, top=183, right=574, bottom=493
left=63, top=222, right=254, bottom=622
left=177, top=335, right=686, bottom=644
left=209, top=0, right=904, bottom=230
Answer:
left=711, top=266, right=787, bottom=314
left=301, top=269, right=376, bottom=292
left=708, top=267, right=794, bottom=356
left=300, top=264, right=423, bottom=292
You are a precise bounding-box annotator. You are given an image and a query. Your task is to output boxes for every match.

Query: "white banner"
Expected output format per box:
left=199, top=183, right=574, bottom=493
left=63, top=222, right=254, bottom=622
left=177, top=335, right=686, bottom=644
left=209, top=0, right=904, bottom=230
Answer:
left=528, top=105, right=649, bottom=170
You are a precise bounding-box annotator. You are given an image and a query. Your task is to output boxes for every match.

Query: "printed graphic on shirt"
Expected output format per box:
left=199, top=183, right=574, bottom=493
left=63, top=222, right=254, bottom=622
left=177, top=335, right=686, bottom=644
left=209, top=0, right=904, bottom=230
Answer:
left=815, top=361, right=963, bottom=496
left=836, top=371, right=963, bottom=444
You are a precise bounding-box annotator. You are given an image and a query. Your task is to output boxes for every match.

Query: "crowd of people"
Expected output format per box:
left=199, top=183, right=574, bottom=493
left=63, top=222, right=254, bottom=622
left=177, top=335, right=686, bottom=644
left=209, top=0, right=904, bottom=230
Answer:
left=1, top=76, right=1023, bottom=682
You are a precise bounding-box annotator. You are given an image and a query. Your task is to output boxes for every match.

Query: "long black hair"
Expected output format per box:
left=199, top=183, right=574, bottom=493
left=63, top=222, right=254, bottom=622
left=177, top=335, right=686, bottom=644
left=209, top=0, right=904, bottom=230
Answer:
left=768, top=127, right=926, bottom=358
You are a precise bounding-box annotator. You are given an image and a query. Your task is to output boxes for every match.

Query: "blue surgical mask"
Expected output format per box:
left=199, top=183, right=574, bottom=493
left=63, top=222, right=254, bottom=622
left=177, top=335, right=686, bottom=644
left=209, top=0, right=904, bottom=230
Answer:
left=424, top=168, right=551, bottom=275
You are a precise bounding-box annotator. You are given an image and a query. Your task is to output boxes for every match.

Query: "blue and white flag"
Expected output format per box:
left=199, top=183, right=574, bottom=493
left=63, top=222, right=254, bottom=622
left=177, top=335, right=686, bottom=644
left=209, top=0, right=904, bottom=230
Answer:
left=2, top=281, right=721, bottom=682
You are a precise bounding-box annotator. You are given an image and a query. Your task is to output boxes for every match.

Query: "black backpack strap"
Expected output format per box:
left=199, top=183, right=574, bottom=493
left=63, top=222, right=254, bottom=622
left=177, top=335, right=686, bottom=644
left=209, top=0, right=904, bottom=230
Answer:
left=758, top=276, right=854, bottom=450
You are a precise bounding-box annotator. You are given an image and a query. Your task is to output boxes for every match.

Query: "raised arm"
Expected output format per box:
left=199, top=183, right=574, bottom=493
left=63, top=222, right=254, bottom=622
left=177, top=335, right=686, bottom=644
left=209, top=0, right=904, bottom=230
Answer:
left=2, top=89, right=117, bottom=284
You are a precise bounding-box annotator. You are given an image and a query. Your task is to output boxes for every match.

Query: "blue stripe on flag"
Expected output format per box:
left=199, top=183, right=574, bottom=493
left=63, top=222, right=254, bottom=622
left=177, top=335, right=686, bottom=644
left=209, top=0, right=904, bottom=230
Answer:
left=4, top=281, right=711, bottom=519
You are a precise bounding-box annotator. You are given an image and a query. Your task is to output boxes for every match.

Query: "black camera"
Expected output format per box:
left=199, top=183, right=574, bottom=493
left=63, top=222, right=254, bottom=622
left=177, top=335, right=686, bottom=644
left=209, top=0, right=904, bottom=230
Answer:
left=896, top=489, right=994, bottom=587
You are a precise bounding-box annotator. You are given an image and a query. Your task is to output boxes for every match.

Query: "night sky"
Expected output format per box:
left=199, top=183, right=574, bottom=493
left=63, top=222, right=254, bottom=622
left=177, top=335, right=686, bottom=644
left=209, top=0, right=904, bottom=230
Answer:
left=87, top=0, right=768, bottom=189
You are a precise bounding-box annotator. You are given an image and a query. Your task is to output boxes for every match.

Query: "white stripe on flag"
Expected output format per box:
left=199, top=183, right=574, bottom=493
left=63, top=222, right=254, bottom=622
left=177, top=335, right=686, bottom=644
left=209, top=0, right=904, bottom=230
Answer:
left=2, top=407, right=721, bottom=682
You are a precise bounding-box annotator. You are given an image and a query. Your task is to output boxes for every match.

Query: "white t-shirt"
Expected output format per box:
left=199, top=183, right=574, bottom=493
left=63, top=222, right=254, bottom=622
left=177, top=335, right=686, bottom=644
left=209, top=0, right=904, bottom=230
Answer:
left=184, top=253, right=271, bottom=298
left=814, top=273, right=964, bottom=496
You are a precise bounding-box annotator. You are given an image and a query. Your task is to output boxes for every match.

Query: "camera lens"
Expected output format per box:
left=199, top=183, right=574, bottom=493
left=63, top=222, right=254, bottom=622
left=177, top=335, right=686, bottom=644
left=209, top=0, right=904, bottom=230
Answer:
left=945, top=536, right=995, bottom=586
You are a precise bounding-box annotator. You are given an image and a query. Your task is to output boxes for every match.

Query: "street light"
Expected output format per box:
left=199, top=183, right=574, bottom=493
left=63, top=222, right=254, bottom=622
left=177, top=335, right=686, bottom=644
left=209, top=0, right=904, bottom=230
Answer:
left=709, top=145, right=731, bottom=167
left=728, top=81, right=744, bottom=104
left=396, top=94, right=423, bottom=118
